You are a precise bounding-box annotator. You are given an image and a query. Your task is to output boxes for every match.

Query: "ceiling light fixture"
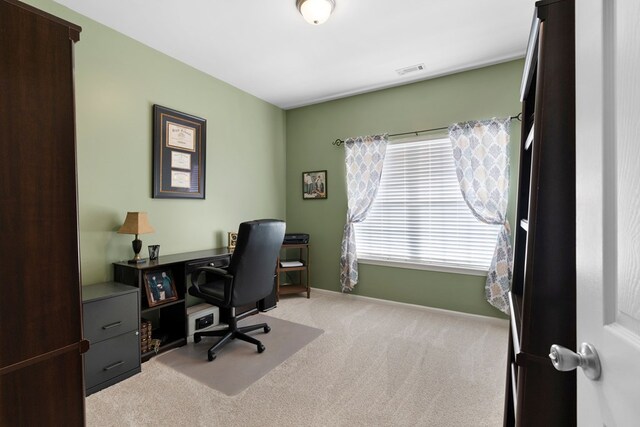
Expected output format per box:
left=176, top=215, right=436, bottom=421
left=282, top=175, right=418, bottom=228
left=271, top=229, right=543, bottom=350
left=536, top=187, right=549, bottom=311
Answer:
left=296, top=0, right=335, bottom=25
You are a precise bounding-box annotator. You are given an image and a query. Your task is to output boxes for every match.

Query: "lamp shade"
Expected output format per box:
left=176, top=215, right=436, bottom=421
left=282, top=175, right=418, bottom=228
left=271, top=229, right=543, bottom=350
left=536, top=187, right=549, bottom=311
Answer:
left=117, top=212, right=155, bottom=235
left=296, top=0, right=335, bottom=25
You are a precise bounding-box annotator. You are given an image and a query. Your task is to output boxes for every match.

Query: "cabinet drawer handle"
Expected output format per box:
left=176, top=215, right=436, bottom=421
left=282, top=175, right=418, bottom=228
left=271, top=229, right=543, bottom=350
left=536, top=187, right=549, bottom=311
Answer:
left=102, top=321, right=122, bottom=330
left=103, top=361, right=124, bottom=371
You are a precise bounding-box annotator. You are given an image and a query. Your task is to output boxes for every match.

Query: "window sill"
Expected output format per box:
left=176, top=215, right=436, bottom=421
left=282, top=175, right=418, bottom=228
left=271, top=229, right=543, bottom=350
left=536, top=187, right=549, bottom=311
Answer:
left=357, top=257, right=488, bottom=277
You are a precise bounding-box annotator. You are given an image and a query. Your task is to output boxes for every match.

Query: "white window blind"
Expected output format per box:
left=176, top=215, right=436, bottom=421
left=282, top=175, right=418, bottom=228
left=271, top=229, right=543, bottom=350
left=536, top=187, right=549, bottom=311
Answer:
left=354, top=137, right=500, bottom=273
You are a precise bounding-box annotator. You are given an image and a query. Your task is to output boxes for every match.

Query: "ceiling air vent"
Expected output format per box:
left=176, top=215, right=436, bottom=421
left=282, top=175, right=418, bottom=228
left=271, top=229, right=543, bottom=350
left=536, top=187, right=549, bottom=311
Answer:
left=396, top=63, right=425, bottom=76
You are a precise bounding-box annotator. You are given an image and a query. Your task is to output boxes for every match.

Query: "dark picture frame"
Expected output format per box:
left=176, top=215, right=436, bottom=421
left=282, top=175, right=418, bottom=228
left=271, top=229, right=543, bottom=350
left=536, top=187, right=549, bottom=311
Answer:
left=152, top=105, right=206, bottom=199
left=143, top=269, right=179, bottom=308
left=302, top=170, right=327, bottom=199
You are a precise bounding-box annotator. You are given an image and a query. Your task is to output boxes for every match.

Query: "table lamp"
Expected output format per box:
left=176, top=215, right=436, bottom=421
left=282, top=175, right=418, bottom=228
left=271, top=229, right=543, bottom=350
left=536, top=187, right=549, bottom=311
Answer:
left=118, top=212, right=155, bottom=263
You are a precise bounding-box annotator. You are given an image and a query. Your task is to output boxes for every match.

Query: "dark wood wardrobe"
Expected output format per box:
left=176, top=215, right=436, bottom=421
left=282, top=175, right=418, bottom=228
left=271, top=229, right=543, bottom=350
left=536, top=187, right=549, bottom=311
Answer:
left=504, top=0, right=576, bottom=425
left=0, top=0, right=87, bottom=424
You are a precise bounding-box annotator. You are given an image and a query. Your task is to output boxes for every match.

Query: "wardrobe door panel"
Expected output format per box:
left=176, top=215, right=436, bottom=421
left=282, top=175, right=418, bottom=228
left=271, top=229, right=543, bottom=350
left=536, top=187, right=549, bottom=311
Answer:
left=0, top=0, right=82, bottom=368
left=0, top=1, right=84, bottom=425
left=0, top=350, right=84, bottom=426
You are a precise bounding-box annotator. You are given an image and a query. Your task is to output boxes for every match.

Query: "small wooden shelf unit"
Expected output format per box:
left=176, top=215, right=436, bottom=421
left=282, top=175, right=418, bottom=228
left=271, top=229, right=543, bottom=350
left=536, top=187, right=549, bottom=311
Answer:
left=276, top=243, right=310, bottom=299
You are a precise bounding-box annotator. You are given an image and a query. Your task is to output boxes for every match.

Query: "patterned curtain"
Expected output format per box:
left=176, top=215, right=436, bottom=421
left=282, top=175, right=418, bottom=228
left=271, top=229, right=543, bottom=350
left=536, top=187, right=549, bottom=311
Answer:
left=448, top=118, right=512, bottom=314
left=340, top=134, right=388, bottom=292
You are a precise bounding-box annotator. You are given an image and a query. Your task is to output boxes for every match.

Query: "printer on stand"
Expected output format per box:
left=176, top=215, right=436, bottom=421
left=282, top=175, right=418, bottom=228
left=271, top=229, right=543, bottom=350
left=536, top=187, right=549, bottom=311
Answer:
left=283, top=233, right=309, bottom=244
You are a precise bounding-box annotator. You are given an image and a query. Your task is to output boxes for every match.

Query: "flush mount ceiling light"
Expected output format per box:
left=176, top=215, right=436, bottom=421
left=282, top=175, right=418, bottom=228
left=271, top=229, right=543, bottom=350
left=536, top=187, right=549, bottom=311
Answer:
left=296, top=0, right=335, bottom=25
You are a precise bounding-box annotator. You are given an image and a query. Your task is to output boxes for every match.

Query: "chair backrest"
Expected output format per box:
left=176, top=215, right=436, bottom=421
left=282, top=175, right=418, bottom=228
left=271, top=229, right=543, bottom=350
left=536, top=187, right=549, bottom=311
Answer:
left=227, top=219, right=286, bottom=307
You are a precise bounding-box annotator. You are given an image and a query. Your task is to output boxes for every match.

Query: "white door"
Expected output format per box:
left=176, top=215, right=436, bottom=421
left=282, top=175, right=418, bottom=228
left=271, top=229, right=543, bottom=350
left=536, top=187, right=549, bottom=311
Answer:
left=575, top=0, right=640, bottom=425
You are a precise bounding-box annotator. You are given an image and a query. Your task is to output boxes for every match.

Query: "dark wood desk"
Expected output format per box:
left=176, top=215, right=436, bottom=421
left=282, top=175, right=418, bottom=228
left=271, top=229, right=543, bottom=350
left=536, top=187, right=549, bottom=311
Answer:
left=114, top=248, right=232, bottom=361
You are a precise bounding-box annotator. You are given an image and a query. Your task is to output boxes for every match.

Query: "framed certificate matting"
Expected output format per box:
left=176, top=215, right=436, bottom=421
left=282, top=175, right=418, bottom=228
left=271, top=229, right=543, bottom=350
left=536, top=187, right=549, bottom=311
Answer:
left=152, top=105, right=206, bottom=199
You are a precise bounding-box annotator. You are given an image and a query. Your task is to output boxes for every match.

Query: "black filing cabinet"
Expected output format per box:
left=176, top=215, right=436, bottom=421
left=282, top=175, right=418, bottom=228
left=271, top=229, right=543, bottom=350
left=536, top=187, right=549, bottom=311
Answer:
left=82, top=282, right=141, bottom=395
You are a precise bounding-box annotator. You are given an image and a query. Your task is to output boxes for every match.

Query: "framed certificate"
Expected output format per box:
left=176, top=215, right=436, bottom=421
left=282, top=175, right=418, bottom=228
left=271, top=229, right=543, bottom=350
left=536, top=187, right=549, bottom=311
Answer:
left=152, top=105, right=206, bottom=199
left=171, top=151, right=191, bottom=170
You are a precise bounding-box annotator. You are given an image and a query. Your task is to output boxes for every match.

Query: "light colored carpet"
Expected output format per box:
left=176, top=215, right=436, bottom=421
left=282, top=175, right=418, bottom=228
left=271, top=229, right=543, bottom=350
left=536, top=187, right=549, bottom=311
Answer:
left=86, top=289, right=508, bottom=426
left=155, top=314, right=323, bottom=396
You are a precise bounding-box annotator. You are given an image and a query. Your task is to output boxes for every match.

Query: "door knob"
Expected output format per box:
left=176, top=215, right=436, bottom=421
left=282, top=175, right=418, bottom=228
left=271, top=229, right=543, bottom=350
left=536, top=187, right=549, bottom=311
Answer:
left=549, top=342, right=601, bottom=380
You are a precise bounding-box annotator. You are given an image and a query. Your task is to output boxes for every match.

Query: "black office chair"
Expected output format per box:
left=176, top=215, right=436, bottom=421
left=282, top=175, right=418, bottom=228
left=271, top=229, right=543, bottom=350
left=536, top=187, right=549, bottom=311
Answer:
left=188, top=219, right=285, bottom=361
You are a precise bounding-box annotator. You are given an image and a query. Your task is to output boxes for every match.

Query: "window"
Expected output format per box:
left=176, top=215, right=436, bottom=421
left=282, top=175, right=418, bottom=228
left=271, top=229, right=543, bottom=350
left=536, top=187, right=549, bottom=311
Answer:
left=354, top=136, right=500, bottom=275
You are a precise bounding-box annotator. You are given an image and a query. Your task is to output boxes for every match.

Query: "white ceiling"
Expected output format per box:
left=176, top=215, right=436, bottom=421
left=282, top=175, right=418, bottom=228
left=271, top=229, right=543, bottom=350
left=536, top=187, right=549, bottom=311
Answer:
left=54, top=0, right=534, bottom=110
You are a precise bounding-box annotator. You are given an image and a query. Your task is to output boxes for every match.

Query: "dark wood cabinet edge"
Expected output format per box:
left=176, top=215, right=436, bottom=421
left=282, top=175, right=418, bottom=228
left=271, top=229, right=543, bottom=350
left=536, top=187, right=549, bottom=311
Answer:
left=506, top=0, right=576, bottom=424
left=0, top=341, right=87, bottom=375
left=523, top=0, right=576, bottom=355
left=2, top=0, right=82, bottom=40
left=520, top=12, right=539, bottom=100
left=521, top=0, right=572, bottom=100
left=514, top=351, right=553, bottom=367
left=535, top=0, right=569, bottom=16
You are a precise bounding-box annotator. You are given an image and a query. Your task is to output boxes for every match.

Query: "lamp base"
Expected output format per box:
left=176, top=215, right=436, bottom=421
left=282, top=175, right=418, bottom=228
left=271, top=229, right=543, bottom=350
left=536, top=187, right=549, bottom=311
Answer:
left=127, top=234, right=147, bottom=264
left=128, top=236, right=145, bottom=264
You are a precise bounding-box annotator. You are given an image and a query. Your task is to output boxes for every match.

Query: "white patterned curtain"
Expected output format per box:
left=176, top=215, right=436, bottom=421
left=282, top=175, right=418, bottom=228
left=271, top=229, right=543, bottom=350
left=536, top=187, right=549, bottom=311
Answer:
left=448, top=118, right=512, bottom=314
left=340, top=134, right=388, bottom=292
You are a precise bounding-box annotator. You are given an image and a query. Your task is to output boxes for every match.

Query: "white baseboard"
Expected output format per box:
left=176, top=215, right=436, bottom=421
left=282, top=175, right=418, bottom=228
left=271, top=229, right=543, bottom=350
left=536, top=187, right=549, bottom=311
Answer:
left=309, top=287, right=508, bottom=327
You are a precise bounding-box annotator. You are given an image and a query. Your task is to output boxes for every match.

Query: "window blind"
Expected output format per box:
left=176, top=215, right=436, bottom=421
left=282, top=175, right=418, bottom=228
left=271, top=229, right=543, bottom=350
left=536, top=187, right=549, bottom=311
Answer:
left=354, top=137, right=500, bottom=272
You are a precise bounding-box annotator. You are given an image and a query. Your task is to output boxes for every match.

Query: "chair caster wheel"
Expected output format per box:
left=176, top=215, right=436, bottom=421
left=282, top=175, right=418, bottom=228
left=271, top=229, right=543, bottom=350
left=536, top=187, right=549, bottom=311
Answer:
left=208, top=351, right=216, bottom=361
left=258, top=344, right=265, bottom=353
left=194, top=335, right=201, bottom=344
left=264, top=325, right=271, bottom=333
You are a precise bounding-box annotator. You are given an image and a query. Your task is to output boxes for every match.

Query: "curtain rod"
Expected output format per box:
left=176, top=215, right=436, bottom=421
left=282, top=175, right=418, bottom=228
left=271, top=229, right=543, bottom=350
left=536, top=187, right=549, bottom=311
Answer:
left=331, top=113, right=522, bottom=147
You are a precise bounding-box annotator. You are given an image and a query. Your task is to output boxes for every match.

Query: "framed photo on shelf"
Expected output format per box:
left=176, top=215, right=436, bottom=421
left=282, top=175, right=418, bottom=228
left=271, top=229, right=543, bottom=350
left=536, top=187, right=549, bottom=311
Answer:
left=302, top=170, right=327, bottom=200
left=152, top=105, right=206, bottom=199
left=142, top=269, right=178, bottom=308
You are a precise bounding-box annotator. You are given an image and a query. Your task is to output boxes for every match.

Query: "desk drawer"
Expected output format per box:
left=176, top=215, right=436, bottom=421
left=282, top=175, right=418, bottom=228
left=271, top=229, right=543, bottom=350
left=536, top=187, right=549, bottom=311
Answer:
left=84, top=331, right=140, bottom=390
left=84, top=291, right=138, bottom=343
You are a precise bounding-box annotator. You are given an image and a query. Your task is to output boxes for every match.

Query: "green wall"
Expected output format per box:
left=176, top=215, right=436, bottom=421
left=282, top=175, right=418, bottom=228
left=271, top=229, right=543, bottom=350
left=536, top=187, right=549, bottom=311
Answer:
left=285, top=60, right=523, bottom=318
left=22, top=0, right=522, bottom=318
left=25, top=0, right=287, bottom=285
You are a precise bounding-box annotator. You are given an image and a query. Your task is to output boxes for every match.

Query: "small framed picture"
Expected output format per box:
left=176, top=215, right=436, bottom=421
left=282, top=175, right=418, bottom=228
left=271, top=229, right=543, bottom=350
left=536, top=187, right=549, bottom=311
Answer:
left=302, top=170, right=327, bottom=200
left=143, top=269, right=179, bottom=307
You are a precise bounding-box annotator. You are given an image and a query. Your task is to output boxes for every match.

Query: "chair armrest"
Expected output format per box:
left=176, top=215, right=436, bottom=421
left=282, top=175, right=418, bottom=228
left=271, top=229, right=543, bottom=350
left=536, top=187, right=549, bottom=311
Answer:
left=190, top=266, right=234, bottom=306
left=195, top=266, right=231, bottom=278
left=190, top=266, right=232, bottom=288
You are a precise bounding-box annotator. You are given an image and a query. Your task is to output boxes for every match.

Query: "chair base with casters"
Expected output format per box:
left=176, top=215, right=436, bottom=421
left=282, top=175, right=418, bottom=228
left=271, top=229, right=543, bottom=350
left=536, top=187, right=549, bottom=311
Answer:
left=194, top=308, right=271, bottom=361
